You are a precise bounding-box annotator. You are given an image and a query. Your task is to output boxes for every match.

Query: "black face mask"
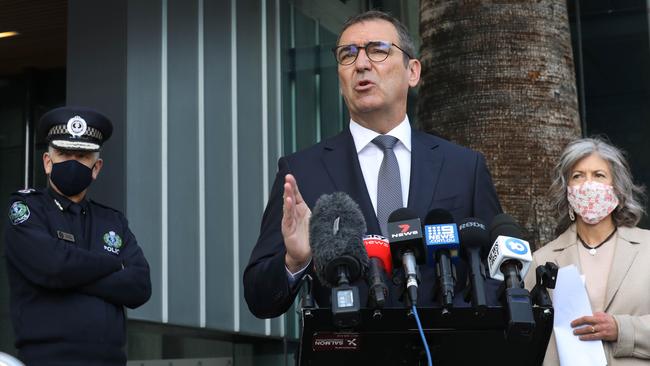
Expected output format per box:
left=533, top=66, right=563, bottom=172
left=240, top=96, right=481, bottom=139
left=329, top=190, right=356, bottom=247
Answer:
left=50, top=160, right=95, bottom=197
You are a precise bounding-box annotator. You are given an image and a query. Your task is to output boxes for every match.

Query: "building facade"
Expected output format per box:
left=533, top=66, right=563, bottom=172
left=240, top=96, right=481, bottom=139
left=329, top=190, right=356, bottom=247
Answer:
left=0, top=0, right=648, bottom=364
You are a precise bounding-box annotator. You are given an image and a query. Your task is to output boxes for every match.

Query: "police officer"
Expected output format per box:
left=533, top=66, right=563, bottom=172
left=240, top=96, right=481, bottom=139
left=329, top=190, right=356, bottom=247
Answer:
left=4, top=106, right=152, bottom=365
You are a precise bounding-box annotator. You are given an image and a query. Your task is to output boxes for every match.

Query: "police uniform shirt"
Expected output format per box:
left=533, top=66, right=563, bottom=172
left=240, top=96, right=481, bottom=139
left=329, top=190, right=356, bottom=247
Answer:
left=47, top=187, right=91, bottom=248
left=4, top=188, right=152, bottom=365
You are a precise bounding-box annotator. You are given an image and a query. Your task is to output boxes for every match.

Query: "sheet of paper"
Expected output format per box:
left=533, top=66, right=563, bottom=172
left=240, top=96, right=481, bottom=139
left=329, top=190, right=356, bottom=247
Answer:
left=553, top=264, right=607, bottom=366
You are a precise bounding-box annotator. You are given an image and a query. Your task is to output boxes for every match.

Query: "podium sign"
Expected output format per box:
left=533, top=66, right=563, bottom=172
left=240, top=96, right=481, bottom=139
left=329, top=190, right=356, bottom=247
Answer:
left=298, top=307, right=553, bottom=366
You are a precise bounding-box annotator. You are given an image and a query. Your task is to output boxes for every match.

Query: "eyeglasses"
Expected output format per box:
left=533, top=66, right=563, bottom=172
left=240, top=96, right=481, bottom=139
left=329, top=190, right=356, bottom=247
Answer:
left=332, top=41, right=413, bottom=66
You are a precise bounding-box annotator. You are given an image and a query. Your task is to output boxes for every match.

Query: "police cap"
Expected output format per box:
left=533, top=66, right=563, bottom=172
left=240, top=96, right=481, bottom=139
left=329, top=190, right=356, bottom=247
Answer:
left=37, top=106, right=113, bottom=152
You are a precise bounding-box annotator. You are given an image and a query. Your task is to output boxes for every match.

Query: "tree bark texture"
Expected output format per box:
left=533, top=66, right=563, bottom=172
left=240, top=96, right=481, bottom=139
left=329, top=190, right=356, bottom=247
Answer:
left=418, top=0, right=581, bottom=249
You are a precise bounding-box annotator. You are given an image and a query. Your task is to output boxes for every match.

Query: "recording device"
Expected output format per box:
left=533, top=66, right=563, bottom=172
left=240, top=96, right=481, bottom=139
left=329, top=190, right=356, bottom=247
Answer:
left=310, top=192, right=369, bottom=327
left=363, top=234, right=392, bottom=311
left=457, top=217, right=490, bottom=315
left=530, top=262, right=558, bottom=308
left=423, top=209, right=459, bottom=313
left=487, top=213, right=535, bottom=341
left=387, top=208, right=425, bottom=306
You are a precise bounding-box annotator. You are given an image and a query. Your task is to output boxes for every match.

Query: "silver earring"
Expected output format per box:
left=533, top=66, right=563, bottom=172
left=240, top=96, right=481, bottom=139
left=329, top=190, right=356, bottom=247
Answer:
left=569, top=207, right=575, bottom=221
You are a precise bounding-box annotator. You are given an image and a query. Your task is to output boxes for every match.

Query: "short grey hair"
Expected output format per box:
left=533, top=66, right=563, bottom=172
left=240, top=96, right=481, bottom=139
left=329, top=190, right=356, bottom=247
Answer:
left=549, top=137, right=646, bottom=235
left=48, top=145, right=100, bottom=161
left=336, top=10, right=416, bottom=66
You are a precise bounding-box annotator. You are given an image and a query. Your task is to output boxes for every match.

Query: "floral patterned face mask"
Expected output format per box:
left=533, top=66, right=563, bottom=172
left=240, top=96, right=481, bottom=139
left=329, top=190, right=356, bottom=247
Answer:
left=567, top=181, right=619, bottom=225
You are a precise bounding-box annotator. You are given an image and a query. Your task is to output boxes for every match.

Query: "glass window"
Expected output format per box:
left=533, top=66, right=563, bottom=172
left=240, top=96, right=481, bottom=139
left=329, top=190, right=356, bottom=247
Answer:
left=568, top=0, right=650, bottom=228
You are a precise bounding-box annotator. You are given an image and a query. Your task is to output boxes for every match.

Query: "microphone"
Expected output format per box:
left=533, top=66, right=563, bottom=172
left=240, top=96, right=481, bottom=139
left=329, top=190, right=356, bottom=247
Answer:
left=310, top=192, right=369, bottom=327
left=423, top=209, right=459, bottom=312
left=457, top=217, right=490, bottom=315
left=363, top=234, right=392, bottom=311
left=387, top=208, right=425, bottom=306
left=487, top=214, right=533, bottom=286
left=488, top=213, right=535, bottom=341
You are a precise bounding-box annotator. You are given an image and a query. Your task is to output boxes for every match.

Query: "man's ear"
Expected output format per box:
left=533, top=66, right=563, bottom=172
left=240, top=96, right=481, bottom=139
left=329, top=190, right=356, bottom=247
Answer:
left=408, top=59, right=421, bottom=88
left=92, top=158, right=104, bottom=180
left=43, top=152, right=53, bottom=175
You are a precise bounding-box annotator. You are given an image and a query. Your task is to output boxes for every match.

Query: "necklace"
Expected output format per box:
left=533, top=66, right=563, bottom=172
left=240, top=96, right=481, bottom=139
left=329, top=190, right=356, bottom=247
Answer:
left=577, top=227, right=617, bottom=256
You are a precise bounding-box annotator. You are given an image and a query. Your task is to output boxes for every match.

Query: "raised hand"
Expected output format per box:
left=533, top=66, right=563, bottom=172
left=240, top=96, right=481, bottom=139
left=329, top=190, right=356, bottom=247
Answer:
left=281, top=174, right=312, bottom=273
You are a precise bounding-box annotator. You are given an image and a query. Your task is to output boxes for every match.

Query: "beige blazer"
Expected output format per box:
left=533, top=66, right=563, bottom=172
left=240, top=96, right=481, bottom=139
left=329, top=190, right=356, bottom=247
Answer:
left=524, top=224, right=650, bottom=366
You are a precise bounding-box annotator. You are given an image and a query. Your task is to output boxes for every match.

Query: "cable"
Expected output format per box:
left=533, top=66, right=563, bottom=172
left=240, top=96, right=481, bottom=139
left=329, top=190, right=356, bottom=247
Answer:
left=412, top=305, right=432, bottom=366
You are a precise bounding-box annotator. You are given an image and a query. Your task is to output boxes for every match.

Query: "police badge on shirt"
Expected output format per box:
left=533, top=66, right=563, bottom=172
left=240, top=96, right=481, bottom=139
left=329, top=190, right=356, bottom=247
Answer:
left=9, top=201, right=30, bottom=225
left=103, top=231, right=123, bottom=255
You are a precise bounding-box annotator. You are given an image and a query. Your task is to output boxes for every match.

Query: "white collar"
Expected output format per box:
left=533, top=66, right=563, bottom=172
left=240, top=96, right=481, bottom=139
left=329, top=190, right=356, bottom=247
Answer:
left=349, top=116, right=412, bottom=153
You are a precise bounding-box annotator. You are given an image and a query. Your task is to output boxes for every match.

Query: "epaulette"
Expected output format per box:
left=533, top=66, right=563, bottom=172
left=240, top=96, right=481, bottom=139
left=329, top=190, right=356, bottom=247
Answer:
left=13, top=188, right=39, bottom=196
left=90, top=199, right=122, bottom=214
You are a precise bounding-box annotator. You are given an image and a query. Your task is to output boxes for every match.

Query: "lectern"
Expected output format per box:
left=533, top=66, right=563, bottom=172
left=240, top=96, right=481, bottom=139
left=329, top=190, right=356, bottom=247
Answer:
left=297, top=306, right=553, bottom=366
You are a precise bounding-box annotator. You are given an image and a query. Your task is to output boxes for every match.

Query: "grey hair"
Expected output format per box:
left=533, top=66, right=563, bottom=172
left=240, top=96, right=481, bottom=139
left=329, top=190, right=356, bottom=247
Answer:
left=336, top=10, right=416, bottom=66
left=48, top=145, right=100, bottom=161
left=549, top=137, right=646, bottom=235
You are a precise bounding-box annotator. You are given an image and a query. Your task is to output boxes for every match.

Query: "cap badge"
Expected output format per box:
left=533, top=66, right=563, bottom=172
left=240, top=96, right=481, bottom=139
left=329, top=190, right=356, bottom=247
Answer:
left=67, top=115, right=87, bottom=137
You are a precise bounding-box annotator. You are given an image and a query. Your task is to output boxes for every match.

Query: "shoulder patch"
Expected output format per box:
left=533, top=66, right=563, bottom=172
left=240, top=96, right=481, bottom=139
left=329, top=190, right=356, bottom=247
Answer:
left=90, top=199, right=121, bottom=214
left=11, top=189, right=42, bottom=200
left=9, top=201, right=30, bottom=225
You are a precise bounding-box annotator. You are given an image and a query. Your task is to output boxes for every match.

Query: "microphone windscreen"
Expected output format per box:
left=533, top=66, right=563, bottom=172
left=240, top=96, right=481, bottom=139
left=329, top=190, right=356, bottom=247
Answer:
left=489, top=213, right=523, bottom=243
left=309, top=192, right=369, bottom=287
left=363, top=235, right=392, bottom=275
left=458, top=217, right=490, bottom=256
left=424, top=208, right=454, bottom=225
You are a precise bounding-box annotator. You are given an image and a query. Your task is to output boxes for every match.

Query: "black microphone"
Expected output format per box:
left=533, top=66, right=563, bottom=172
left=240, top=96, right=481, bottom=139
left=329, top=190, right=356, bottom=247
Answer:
left=423, top=209, right=459, bottom=313
left=488, top=213, right=535, bottom=341
left=487, top=214, right=532, bottom=289
left=310, top=192, right=369, bottom=327
left=457, top=217, right=490, bottom=315
left=387, top=208, right=425, bottom=306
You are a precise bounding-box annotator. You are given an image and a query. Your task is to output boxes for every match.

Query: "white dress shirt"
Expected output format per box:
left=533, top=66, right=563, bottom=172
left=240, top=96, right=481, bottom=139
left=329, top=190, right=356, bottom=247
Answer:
left=349, top=116, right=412, bottom=212
left=286, top=116, right=413, bottom=284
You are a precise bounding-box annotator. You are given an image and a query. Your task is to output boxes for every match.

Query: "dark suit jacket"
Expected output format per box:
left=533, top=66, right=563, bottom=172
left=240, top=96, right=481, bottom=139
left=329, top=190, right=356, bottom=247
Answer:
left=243, top=128, right=502, bottom=318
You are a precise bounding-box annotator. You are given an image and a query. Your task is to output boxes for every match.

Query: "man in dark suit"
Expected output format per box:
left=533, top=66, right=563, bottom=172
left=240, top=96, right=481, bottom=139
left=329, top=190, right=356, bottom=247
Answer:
left=244, top=10, right=502, bottom=318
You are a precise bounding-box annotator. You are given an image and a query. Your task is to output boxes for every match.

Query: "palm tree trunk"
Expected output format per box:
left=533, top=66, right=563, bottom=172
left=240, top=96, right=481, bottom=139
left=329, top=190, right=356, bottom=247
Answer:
left=418, top=0, right=581, bottom=248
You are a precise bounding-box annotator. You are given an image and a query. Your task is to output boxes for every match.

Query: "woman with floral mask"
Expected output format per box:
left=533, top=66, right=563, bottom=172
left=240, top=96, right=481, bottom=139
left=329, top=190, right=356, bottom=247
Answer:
left=525, top=137, right=649, bottom=366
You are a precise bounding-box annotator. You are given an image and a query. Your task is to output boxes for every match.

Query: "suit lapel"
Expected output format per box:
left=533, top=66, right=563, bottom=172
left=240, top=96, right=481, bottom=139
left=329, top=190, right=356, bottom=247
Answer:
left=321, top=129, right=380, bottom=235
left=604, top=228, right=640, bottom=311
left=407, top=130, right=443, bottom=220
left=550, top=227, right=581, bottom=270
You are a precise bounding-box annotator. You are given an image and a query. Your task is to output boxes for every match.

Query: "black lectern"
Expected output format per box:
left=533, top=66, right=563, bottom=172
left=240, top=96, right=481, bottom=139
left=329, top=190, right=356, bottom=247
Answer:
left=297, top=306, right=553, bottom=366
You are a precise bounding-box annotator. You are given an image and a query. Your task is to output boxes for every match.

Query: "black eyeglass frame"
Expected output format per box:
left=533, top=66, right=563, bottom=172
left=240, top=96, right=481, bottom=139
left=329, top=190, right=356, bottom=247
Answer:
left=331, top=40, right=413, bottom=65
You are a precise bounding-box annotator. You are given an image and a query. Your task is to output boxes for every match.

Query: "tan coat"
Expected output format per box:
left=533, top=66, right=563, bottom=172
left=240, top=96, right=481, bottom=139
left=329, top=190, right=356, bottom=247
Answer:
left=524, top=224, right=650, bottom=366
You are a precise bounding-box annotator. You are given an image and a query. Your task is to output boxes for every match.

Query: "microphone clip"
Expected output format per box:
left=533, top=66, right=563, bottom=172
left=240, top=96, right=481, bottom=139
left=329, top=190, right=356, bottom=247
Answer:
left=300, top=274, right=316, bottom=311
left=530, top=262, right=558, bottom=308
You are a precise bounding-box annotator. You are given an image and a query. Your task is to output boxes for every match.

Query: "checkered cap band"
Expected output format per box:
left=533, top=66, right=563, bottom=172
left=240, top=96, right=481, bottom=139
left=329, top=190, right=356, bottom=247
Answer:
left=47, top=124, right=104, bottom=141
